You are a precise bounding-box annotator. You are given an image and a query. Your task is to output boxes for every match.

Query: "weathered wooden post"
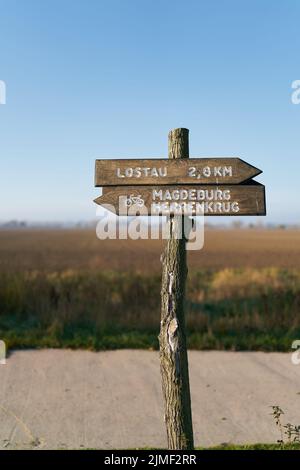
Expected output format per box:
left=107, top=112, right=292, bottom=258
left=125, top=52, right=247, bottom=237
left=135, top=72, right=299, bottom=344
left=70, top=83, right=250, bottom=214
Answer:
left=159, top=128, right=194, bottom=450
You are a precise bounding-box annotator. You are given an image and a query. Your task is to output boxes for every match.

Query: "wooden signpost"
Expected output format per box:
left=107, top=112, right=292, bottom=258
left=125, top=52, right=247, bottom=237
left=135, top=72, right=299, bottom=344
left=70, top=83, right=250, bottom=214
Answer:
left=95, top=157, right=262, bottom=186
left=95, top=182, right=266, bottom=216
left=94, top=128, right=266, bottom=450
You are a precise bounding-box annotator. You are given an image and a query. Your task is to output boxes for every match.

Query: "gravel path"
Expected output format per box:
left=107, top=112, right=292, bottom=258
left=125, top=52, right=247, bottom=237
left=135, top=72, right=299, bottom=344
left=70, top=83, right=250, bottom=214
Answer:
left=0, top=349, right=300, bottom=449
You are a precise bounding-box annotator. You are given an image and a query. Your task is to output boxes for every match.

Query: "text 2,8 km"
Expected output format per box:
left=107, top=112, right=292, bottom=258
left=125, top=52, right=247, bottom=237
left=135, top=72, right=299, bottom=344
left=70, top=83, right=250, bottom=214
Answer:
left=188, top=165, right=232, bottom=178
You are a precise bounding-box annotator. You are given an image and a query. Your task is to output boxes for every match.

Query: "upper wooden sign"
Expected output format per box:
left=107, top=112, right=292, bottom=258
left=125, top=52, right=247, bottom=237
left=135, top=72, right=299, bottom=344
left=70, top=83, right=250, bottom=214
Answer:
left=94, top=158, right=262, bottom=187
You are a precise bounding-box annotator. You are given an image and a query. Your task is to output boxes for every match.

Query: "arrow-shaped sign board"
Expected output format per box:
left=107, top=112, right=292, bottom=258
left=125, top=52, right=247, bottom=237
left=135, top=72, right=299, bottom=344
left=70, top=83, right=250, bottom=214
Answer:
left=95, top=158, right=262, bottom=186
left=94, top=182, right=266, bottom=216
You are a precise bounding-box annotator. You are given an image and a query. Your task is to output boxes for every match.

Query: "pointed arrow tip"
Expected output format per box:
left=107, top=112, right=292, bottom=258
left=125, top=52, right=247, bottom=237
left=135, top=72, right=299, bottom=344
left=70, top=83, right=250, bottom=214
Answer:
left=238, top=157, right=263, bottom=181
left=93, top=196, right=102, bottom=205
left=93, top=194, right=119, bottom=215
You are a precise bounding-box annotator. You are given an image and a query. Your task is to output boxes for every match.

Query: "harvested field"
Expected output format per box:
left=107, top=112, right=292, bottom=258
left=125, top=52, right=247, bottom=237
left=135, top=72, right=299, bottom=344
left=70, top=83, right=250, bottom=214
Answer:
left=0, top=228, right=299, bottom=273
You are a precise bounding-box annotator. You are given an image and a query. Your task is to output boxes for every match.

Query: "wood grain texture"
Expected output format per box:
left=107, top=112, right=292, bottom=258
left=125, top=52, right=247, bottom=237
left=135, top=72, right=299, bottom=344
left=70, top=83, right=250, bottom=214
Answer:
left=94, top=182, right=266, bottom=216
left=94, top=157, right=262, bottom=186
left=159, top=128, right=194, bottom=450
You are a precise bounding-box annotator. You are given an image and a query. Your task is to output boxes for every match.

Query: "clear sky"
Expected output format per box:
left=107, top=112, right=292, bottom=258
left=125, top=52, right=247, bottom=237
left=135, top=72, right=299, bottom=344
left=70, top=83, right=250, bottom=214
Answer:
left=0, top=0, right=299, bottom=224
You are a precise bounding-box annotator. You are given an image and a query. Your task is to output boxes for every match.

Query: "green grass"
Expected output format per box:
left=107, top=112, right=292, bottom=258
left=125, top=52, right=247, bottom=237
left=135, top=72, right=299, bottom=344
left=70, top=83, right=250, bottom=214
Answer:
left=82, top=443, right=300, bottom=450
left=1, top=268, right=300, bottom=351
left=202, top=443, right=300, bottom=450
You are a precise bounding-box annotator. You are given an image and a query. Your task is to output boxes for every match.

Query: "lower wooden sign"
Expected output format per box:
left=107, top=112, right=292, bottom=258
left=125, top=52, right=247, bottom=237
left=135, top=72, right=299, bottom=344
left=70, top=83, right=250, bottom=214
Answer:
left=94, top=182, right=266, bottom=216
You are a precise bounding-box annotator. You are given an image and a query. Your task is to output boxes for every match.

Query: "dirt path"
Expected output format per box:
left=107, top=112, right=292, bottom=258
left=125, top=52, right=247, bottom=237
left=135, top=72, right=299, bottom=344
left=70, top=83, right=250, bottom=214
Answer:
left=0, top=350, right=299, bottom=449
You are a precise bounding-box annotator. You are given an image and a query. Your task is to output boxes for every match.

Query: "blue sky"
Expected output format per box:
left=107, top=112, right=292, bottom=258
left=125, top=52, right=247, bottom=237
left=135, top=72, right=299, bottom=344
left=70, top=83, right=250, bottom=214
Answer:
left=0, top=0, right=299, bottom=223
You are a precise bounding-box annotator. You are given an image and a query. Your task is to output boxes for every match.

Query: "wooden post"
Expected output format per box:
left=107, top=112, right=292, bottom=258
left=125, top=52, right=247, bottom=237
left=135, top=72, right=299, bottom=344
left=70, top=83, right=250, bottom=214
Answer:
left=159, top=128, right=194, bottom=450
